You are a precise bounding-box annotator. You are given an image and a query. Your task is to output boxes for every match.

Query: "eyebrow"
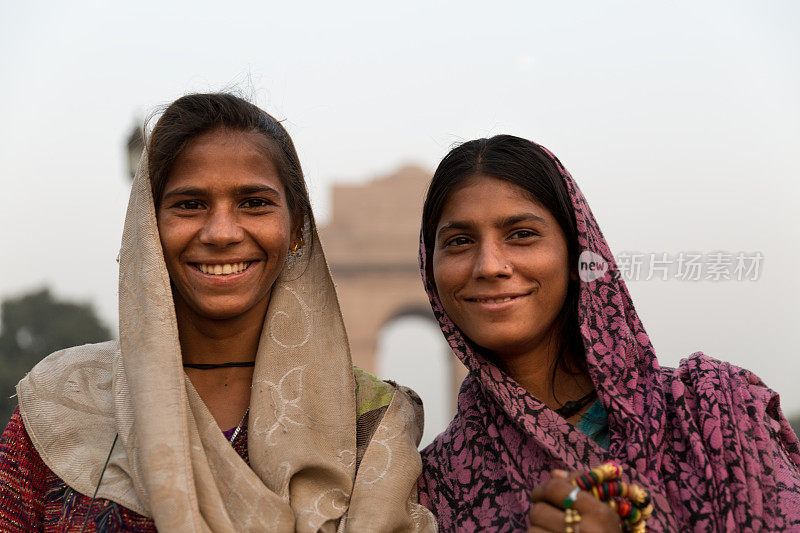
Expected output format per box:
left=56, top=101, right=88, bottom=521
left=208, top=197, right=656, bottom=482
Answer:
left=234, top=184, right=282, bottom=197
left=436, top=212, right=547, bottom=240
left=436, top=221, right=473, bottom=240
left=500, top=213, right=547, bottom=226
left=161, top=184, right=282, bottom=201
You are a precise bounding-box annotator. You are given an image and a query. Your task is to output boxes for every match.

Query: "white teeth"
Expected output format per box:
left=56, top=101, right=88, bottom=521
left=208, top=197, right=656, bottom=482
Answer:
left=196, top=262, right=251, bottom=276
left=476, top=297, right=513, bottom=303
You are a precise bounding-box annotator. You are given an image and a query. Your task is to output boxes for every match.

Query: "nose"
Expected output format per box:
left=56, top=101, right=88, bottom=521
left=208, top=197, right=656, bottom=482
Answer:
left=473, top=240, right=512, bottom=279
left=198, top=207, right=245, bottom=247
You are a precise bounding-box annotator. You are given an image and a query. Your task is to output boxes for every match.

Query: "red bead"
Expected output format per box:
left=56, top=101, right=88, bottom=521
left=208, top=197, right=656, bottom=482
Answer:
left=615, top=498, right=632, bottom=518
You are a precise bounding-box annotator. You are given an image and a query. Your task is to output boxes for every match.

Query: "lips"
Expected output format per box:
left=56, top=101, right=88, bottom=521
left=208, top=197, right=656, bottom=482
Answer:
left=470, top=296, right=515, bottom=303
left=465, top=291, right=531, bottom=303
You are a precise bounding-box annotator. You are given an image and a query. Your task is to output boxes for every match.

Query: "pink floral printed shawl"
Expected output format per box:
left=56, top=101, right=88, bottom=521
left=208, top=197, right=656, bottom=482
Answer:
left=417, top=143, right=800, bottom=532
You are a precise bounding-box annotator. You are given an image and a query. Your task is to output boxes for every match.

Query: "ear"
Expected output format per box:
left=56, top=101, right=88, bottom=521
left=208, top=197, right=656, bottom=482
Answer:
left=290, top=215, right=304, bottom=248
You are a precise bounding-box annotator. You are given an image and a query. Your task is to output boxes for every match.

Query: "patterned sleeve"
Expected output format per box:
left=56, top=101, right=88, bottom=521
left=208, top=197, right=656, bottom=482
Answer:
left=743, top=364, right=800, bottom=522
left=0, top=406, right=47, bottom=532
left=678, top=354, right=800, bottom=530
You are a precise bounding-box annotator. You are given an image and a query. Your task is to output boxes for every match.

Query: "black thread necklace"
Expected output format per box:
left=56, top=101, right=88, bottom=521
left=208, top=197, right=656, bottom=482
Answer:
left=182, top=361, right=256, bottom=370
left=554, top=389, right=598, bottom=418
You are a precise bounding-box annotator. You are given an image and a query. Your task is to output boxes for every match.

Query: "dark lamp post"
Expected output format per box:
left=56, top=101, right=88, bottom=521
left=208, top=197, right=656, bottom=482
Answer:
left=126, top=123, right=144, bottom=181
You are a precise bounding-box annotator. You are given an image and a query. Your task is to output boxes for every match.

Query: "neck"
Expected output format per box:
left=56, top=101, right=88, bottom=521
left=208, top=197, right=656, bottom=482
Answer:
left=174, top=299, right=266, bottom=366
left=173, top=296, right=263, bottom=430
left=496, top=333, right=594, bottom=421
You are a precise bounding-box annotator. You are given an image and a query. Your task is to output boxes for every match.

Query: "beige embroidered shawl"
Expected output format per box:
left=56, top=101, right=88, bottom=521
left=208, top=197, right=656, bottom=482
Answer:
left=16, top=156, right=436, bottom=531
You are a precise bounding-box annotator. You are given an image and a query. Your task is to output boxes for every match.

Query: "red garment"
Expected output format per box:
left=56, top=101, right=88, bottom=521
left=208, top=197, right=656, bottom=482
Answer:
left=0, top=407, right=249, bottom=532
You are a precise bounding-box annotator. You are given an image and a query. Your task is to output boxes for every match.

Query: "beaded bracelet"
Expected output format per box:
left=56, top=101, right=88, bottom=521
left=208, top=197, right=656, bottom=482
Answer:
left=571, top=461, right=652, bottom=532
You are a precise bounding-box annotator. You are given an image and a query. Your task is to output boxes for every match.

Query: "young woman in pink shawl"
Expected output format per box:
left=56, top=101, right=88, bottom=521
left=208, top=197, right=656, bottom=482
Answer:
left=416, top=135, right=800, bottom=532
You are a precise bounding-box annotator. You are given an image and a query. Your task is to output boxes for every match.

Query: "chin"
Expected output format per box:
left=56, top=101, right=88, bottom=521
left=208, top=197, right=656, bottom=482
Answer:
left=185, top=295, right=260, bottom=321
left=199, top=308, right=247, bottom=321
left=469, top=330, right=532, bottom=358
left=190, top=306, right=246, bottom=321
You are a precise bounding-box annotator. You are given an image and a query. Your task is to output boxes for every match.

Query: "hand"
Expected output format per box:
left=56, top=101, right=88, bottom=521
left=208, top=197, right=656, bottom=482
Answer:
left=528, top=470, right=622, bottom=532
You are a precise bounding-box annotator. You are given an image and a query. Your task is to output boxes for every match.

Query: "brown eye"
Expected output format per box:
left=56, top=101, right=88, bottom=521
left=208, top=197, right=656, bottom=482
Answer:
left=175, top=200, right=203, bottom=210
left=445, top=236, right=472, bottom=247
left=241, top=198, right=272, bottom=208
left=509, top=229, right=536, bottom=239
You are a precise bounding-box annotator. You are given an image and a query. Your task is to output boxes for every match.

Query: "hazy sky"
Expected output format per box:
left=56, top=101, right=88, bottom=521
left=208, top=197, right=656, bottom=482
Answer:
left=1, top=2, right=799, bottom=418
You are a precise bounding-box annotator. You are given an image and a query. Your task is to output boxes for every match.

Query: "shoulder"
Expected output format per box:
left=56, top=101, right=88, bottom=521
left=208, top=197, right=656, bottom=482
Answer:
left=664, top=352, right=800, bottom=461
left=15, top=341, right=121, bottom=505
left=418, top=379, right=483, bottom=494
left=347, top=370, right=437, bottom=530
left=665, top=352, right=776, bottom=406
left=353, top=367, right=396, bottom=418
left=674, top=351, right=754, bottom=381
left=17, top=339, right=119, bottom=429
left=17, top=340, right=118, bottom=406
left=353, top=366, right=423, bottom=418
left=661, top=352, right=780, bottom=420
left=19, top=339, right=119, bottom=394
left=27, top=339, right=118, bottom=374
left=352, top=367, right=425, bottom=458
left=665, top=355, right=800, bottom=528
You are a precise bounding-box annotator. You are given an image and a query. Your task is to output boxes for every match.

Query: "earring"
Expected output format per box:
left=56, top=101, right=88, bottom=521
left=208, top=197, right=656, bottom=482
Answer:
left=289, top=234, right=305, bottom=258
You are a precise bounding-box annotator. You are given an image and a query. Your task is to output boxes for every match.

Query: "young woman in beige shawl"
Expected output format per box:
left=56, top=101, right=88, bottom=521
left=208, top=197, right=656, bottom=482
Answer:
left=0, top=93, right=436, bottom=532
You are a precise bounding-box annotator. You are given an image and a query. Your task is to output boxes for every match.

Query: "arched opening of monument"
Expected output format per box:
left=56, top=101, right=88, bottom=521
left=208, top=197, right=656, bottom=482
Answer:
left=377, top=313, right=454, bottom=448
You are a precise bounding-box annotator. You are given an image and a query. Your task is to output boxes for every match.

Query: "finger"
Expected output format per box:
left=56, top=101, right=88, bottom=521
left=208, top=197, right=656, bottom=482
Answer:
left=528, top=527, right=553, bottom=533
left=528, top=501, right=565, bottom=532
left=566, top=469, right=588, bottom=482
left=550, top=469, right=569, bottom=479
left=530, top=478, right=601, bottom=514
left=530, top=478, right=573, bottom=504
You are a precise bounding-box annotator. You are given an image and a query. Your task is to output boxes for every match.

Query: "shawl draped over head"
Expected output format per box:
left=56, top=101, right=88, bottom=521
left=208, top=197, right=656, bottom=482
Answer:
left=16, top=152, right=436, bottom=531
left=417, top=142, right=800, bottom=532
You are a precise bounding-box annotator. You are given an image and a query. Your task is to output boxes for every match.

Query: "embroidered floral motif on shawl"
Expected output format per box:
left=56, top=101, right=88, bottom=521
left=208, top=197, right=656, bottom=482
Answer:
left=1, top=366, right=421, bottom=531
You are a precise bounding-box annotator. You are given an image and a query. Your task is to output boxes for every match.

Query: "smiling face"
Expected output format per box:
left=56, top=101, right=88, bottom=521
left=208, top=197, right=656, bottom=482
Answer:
left=156, top=128, right=295, bottom=322
left=432, top=174, right=572, bottom=360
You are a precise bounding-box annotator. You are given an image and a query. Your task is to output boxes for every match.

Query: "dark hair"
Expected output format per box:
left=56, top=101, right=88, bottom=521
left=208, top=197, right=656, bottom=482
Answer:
left=421, top=134, right=585, bottom=383
left=146, top=93, right=312, bottom=233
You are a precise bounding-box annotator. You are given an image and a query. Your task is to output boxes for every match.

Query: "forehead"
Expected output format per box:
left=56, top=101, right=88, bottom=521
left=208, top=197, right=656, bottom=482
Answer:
left=166, top=129, right=282, bottom=190
left=438, top=174, right=552, bottom=224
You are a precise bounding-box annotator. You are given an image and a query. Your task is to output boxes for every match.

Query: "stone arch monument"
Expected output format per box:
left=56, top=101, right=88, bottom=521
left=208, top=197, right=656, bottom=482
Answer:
left=319, top=165, right=467, bottom=404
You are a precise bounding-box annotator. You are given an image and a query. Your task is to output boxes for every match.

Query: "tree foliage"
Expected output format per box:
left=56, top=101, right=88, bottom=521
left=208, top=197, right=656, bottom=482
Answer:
left=0, top=288, right=111, bottom=419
